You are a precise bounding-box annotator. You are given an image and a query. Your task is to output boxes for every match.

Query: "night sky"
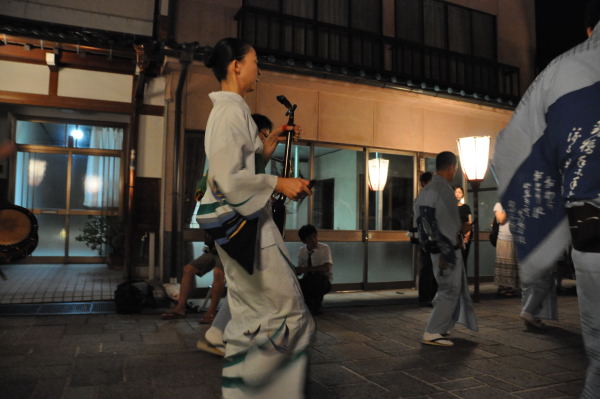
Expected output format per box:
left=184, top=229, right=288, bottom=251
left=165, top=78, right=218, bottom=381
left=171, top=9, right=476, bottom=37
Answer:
left=535, top=0, right=591, bottom=73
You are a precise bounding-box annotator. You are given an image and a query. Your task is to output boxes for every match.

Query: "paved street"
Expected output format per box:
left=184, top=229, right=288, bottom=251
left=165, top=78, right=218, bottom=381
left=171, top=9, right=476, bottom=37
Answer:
left=0, top=291, right=586, bottom=399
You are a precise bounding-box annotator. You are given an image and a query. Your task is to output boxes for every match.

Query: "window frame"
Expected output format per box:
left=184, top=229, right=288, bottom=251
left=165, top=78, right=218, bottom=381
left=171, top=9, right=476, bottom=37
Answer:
left=8, top=113, right=127, bottom=262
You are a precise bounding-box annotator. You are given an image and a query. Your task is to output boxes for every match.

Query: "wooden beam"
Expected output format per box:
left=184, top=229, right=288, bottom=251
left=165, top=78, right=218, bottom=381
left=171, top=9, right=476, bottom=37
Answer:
left=0, top=90, right=163, bottom=115
left=140, top=104, right=165, bottom=116
left=1, top=34, right=133, bottom=58
left=0, top=46, right=45, bottom=65
left=60, top=52, right=135, bottom=75
left=0, top=44, right=135, bottom=74
left=48, top=70, right=58, bottom=96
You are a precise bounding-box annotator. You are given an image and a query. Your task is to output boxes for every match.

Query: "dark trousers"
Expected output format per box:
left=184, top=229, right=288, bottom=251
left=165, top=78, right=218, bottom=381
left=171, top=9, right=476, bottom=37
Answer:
left=300, top=273, right=331, bottom=314
left=462, top=240, right=472, bottom=271
left=418, top=248, right=438, bottom=303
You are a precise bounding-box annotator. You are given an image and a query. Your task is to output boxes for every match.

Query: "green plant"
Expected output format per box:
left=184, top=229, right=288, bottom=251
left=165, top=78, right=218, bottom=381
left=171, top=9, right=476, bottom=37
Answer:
left=75, top=216, right=124, bottom=257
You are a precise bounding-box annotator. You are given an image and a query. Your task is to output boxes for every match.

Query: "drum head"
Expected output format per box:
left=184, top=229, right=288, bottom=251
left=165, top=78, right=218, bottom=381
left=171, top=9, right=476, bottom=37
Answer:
left=0, top=208, right=32, bottom=245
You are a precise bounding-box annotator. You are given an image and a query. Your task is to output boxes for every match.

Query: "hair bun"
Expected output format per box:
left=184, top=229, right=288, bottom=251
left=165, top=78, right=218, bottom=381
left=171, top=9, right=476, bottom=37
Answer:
left=204, top=48, right=216, bottom=68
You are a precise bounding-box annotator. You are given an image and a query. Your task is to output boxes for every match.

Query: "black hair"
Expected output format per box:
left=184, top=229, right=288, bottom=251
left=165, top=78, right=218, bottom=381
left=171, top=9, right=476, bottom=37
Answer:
left=204, top=38, right=252, bottom=82
left=252, top=113, right=273, bottom=132
left=419, top=171, right=433, bottom=185
left=585, top=0, right=600, bottom=30
left=298, top=224, right=318, bottom=242
left=454, top=185, right=464, bottom=193
left=436, top=151, right=457, bottom=171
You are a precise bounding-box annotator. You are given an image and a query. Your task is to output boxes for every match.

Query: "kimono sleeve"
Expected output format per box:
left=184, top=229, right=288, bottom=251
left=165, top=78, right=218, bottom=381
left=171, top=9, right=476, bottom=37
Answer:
left=493, top=68, right=552, bottom=197
left=208, top=105, right=278, bottom=217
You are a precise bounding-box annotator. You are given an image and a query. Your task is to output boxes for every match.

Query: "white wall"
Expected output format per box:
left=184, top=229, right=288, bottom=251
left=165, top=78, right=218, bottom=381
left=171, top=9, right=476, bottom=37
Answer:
left=2, top=0, right=154, bottom=36
left=0, top=60, right=49, bottom=95
left=145, top=77, right=166, bottom=106
left=57, top=68, right=133, bottom=103
left=138, top=115, right=165, bottom=178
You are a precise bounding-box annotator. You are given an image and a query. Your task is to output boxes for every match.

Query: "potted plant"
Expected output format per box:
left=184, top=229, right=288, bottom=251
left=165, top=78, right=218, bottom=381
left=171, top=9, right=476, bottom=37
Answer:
left=75, top=215, right=124, bottom=267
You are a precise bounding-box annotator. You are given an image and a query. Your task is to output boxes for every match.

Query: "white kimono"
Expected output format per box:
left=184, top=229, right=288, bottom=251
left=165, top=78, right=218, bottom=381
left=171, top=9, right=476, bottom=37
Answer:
left=198, top=91, right=314, bottom=399
left=414, top=174, right=478, bottom=334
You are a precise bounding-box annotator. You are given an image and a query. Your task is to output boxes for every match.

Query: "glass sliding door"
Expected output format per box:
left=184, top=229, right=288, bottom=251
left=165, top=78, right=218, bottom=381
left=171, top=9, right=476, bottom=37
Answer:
left=313, top=145, right=364, bottom=230
left=12, top=118, right=124, bottom=261
left=366, top=150, right=416, bottom=287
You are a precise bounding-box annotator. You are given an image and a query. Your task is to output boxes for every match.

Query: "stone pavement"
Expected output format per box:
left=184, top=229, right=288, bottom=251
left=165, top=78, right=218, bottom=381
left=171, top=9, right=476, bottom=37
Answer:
left=0, top=291, right=586, bottom=399
left=0, top=264, right=121, bottom=304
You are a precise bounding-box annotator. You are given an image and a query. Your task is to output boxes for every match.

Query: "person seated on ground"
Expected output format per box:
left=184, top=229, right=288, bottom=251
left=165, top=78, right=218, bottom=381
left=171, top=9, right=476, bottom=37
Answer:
left=295, top=224, right=333, bottom=314
left=161, top=234, right=225, bottom=323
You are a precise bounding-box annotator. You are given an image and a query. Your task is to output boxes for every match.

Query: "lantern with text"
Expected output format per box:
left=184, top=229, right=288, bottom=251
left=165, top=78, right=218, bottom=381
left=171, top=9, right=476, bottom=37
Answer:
left=457, top=136, right=491, bottom=302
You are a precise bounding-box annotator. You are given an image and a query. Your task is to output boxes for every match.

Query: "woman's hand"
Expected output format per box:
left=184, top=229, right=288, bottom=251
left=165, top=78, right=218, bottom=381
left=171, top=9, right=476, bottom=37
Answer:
left=275, top=177, right=312, bottom=200
left=261, top=125, right=303, bottom=161
left=272, top=124, right=302, bottom=143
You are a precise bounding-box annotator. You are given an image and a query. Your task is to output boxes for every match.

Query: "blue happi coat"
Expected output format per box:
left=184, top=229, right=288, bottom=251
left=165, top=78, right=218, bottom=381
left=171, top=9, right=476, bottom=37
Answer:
left=493, top=22, right=600, bottom=283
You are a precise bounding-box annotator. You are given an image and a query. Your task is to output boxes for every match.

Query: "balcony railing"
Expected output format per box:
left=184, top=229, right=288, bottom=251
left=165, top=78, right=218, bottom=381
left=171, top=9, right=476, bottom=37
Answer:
left=236, top=6, right=520, bottom=104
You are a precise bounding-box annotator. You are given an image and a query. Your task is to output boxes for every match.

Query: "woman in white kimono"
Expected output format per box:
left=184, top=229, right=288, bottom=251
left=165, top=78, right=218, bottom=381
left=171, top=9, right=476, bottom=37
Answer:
left=197, top=38, right=315, bottom=399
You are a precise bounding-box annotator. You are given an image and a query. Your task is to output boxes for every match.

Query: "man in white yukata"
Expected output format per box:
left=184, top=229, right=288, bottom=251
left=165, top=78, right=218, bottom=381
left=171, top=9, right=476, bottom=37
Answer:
left=493, top=2, right=600, bottom=397
left=414, top=151, right=478, bottom=347
left=197, top=38, right=314, bottom=399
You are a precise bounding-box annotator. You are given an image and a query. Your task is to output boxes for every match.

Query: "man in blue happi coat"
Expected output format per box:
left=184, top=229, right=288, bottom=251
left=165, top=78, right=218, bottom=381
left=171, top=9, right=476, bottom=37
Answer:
left=494, top=2, right=600, bottom=397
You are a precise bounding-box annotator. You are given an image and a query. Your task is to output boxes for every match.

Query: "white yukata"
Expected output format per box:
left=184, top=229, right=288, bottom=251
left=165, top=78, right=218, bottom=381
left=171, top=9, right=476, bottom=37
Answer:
left=414, top=174, right=478, bottom=335
left=493, top=21, right=600, bottom=398
left=197, top=91, right=314, bottom=399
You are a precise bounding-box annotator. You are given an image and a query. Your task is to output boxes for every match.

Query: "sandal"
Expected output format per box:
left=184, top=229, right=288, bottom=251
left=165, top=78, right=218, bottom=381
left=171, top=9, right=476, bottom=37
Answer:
left=160, top=311, right=186, bottom=320
left=421, top=337, right=454, bottom=347
left=196, top=338, right=225, bottom=356
left=199, top=312, right=216, bottom=324
left=421, top=332, right=454, bottom=347
left=520, top=312, right=545, bottom=330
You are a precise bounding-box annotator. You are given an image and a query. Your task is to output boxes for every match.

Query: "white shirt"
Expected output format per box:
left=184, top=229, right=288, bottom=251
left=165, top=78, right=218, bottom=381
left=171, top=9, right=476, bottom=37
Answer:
left=297, top=243, right=333, bottom=282
left=493, top=202, right=513, bottom=240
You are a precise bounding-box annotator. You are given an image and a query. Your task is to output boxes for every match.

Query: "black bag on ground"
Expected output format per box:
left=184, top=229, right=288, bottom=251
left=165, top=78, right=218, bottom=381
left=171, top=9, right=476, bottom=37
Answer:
left=114, top=281, right=155, bottom=314
left=489, top=218, right=499, bottom=247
